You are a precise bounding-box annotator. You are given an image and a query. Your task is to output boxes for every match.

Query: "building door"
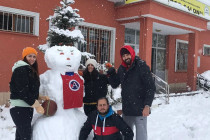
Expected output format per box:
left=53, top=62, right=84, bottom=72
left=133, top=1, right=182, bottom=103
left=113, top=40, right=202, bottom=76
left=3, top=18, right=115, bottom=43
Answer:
left=124, top=29, right=166, bottom=82
left=151, top=33, right=166, bottom=81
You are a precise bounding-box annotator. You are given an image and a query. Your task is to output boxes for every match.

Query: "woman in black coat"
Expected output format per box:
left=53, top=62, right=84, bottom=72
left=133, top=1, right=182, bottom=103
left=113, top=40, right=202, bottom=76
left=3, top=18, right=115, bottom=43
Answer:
left=83, top=59, right=108, bottom=116
left=9, top=47, right=46, bottom=140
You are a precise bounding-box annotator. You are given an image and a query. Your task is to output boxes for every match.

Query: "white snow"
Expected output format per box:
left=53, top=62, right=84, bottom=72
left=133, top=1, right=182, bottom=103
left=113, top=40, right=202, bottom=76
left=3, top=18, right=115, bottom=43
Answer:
left=50, top=27, right=84, bottom=40
left=201, top=70, right=210, bottom=81
left=149, top=91, right=210, bottom=140
left=1, top=91, right=210, bottom=140
left=107, top=85, right=122, bottom=111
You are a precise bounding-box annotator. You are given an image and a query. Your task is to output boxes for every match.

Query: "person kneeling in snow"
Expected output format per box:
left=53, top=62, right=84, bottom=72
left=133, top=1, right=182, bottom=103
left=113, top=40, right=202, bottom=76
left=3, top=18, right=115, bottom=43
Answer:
left=79, top=97, right=133, bottom=140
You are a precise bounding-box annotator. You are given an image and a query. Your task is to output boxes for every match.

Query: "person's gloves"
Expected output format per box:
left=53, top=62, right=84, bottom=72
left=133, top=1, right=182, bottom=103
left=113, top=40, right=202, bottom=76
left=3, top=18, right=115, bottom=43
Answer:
left=32, top=100, right=40, bottom=108
left=35, top=106, right=45, bottom=114
left=105, top=63, right=112, bottom=68
left=78, top=70, right=83, bottom=76
left=107, top=67, right=116, bottom=76
left=32, top=100, right=45, bottom=114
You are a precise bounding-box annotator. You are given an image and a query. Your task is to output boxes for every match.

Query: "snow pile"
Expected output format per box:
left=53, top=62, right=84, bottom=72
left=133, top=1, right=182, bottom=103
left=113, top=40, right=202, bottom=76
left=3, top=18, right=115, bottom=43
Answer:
left=49, top=28, right=84, bottom=39
left=201, top=70, right=210, bottom=81
left=149, top=92, right=210, bottom=140
left=107, top=85, right=122, bottom=111
left=0, top=106, right=15, bottom=140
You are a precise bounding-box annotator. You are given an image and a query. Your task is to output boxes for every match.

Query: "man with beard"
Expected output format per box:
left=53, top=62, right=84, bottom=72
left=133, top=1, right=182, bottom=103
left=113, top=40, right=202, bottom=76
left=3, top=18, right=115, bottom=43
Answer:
left=79, top=97, right=133, bottom=140
left=107, top=45, right=156, bottom=140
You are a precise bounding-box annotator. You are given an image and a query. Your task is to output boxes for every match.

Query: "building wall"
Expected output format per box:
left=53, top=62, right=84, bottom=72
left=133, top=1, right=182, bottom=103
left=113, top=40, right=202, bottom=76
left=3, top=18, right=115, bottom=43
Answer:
left=0, top=0, right=61, bottom=93
left=149, top=1, right=207, bottom=30
left=166, top=34, right=189, bottom=92
left=167, top=34, right=189, bottom=84
left=197, top=31, right=210, bottom=74
left=0, top=0, right=124, bottom=96
left=73, top=0, right=125, bottom=67
left=167, top=31, right=210, bottom=92
left=0, top=92, right=10, bottom=105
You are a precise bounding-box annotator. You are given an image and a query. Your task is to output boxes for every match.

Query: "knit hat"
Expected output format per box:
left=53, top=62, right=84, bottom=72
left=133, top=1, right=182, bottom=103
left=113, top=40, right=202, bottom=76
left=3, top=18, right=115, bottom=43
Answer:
left=22, top=47, right=38, bottom=59
left=120, top=48, right=130, bottom=56
left=85, top=59, right=97, bottom=68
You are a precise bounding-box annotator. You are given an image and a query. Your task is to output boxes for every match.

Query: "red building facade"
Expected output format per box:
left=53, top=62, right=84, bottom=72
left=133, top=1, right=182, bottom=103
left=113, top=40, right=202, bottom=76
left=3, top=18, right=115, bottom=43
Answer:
left=1, top=0, right=210, bottom=104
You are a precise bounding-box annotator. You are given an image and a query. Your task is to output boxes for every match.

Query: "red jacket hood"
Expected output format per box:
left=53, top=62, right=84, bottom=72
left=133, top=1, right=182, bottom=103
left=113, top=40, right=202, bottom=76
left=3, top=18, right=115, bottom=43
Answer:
left=120, top=45, right=135, bottom=67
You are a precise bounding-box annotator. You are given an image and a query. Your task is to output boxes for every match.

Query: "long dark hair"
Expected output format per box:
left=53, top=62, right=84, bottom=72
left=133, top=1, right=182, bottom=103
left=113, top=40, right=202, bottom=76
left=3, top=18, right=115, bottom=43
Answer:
left=83, top=67, right=99, bottom=81
left=23, top=57, right=39, bottom=79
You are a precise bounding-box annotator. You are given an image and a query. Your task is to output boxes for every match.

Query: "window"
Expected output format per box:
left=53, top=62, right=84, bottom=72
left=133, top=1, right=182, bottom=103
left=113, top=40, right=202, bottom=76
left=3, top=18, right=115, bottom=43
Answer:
left=152, top=33, right=166, bottom=78
left=175, top=39, right=188, bottom=72
left=203, top=44, right=210, bottom=56
left=0, top=6, right=39, bottom=35
left=124, top=28, right=139, bottom=55
left=78, top=23, right=115, bottom=64
left=0, top=12, right=34, bottom=34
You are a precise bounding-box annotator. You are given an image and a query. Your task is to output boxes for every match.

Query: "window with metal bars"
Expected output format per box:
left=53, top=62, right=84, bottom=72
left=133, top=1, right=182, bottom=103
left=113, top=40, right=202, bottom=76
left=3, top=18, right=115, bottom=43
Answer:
left=0, top=11, right=34, bottom=34
left=78, top=26, right=111, bottom=64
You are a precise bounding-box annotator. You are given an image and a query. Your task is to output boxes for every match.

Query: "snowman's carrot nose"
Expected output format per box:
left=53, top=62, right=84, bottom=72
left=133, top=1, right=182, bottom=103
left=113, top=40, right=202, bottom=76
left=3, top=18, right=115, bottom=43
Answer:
left=67, top=58, right=70, bottom=60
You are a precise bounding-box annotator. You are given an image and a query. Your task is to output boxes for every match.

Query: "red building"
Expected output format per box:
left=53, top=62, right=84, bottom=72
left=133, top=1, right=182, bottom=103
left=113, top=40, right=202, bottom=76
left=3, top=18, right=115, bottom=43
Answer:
left=1, top=0, right=210, bottom=104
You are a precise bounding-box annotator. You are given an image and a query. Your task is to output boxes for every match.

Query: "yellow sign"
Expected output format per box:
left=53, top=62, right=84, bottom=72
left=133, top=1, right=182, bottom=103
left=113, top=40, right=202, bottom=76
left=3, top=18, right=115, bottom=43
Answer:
left=169, top=0, right=210, bottom=16
left=125, top=0, right=143, bottom=4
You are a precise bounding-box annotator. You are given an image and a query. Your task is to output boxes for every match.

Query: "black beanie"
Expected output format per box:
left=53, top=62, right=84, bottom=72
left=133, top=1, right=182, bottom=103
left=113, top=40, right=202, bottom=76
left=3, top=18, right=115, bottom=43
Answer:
left=120, top=48, right=130, bottom=56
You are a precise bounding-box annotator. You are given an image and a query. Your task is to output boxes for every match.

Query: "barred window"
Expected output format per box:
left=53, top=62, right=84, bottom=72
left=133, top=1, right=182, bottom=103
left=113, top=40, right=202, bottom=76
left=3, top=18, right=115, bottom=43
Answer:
left=78, top=26, right=112, bottom=64
left=203, top=44, right=210, bottom=56
left=0, top=11, right=34, bottom=34
left=175, top=39, right=188, bottom=72
left=0, top=6, right=39, bottom=36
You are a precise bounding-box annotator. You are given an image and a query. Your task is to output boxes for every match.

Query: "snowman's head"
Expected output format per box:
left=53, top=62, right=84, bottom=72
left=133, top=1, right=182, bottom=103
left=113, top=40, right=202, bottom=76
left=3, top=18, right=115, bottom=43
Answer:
left=45, top=46, right=81, bottom=72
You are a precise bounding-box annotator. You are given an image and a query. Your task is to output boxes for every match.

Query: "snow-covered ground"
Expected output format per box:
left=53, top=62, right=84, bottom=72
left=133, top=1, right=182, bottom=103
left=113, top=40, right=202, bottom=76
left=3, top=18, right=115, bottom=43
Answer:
left=1, top=91, right=210, bottom=140
left=149, top=91, right=210, bottom=140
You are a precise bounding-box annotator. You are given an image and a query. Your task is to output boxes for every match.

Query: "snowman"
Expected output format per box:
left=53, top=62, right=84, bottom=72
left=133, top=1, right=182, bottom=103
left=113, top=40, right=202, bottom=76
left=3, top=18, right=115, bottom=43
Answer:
left=32, top=45, right=86, bottom=140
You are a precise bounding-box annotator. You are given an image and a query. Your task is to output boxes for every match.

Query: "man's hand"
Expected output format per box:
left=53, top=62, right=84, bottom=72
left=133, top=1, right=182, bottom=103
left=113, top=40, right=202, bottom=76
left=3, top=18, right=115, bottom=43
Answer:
left=142, top=106, right=150, bottom=117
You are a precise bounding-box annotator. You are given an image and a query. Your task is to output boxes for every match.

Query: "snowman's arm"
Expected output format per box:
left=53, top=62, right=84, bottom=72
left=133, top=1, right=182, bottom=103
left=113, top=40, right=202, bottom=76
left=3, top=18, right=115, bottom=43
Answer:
left=39, top=72, right=49, bottom=96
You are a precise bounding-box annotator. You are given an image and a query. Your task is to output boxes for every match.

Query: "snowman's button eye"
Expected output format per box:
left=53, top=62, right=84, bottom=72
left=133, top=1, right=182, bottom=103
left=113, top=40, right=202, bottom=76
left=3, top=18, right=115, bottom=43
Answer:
left=71, top=53, right=74, bottom=55
left=60, top=52, right=64, bottom=55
